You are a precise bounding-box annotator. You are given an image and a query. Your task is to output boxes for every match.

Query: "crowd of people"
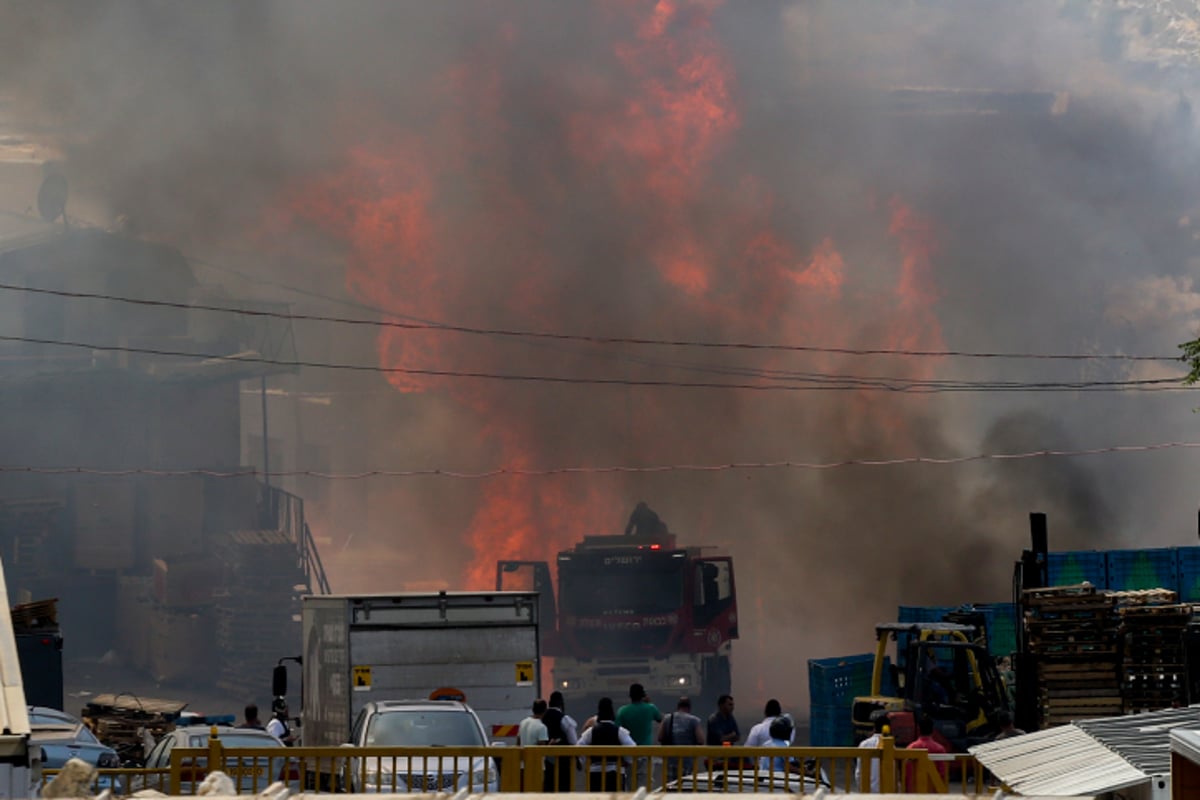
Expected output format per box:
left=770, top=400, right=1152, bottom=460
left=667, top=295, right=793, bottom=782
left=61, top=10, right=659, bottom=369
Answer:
left=517, top=683, right=815, bottom=790
left=516, top=683, right=1030, bottom=792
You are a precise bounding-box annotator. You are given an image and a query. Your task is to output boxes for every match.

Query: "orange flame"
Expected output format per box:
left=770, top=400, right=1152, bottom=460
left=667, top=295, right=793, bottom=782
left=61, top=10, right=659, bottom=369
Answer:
left=273, top=2, right=947, bottom=591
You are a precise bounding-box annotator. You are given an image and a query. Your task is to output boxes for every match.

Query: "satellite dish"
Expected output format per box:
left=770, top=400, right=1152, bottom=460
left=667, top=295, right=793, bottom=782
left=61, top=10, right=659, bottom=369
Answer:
left=37, top=173, right=68, bottom=224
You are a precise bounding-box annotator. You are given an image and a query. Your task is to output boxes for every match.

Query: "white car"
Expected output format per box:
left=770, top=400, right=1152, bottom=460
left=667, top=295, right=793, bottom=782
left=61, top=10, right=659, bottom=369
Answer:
left=136, top=725, right=294, bottom=794
left=349, top=700, right=499, bottom=793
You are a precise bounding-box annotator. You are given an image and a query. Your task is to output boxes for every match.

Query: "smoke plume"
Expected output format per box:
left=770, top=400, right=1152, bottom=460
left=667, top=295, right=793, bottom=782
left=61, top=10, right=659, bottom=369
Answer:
left=3, top=0, right=1200, bottom=714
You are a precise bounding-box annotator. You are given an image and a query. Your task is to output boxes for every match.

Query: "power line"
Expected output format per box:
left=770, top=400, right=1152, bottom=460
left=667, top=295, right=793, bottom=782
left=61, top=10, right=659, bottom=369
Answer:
left=0, top=280, right=1178, bottom=363
left=0, top=332, right=1188, bottom=392
left=7, top=441, right=1200, bottom=480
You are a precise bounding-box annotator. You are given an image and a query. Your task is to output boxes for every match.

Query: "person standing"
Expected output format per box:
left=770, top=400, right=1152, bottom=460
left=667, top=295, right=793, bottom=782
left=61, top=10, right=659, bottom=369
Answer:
left=238, top=704, right=265, bottom=730
left=706, top=695, right=739, bottom=745
left=616, top=683, right=662, bottom=788
left=518, top=699, right=549, bottom=746
left=577, top=698, right=634, bottom=791
left=746, top=699, right=792, bottom=747
left=542, top=693, right=578, bottom=792
left=266, top=699, right=294, bottom=746
left=904, top=715, right=948, bottom=791
left=854, top=712, right=887, bottom=792
left=657, top=696, right=705, bottom=782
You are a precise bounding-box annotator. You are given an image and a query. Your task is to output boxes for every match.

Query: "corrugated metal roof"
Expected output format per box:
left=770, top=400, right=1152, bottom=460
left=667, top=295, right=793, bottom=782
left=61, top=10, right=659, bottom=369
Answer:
left=971, top=724, right=1147, bottom=796
left=1076, top=705, right=1200, bottom=776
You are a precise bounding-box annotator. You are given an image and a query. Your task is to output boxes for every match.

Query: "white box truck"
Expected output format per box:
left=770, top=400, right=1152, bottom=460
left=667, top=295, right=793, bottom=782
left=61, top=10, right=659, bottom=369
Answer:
left=283, top=591, right=540, bottom=746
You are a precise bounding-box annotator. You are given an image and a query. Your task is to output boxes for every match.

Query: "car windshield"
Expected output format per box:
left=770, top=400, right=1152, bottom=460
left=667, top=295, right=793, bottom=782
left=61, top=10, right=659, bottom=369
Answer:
left=365, top=710, right=485, bottom=747
left=188, top=733, right=284, bottom=748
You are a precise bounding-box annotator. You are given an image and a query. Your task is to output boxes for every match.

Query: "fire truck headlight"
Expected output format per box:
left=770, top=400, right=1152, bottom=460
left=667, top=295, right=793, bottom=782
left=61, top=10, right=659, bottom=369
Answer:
left=673, top=676, right=690, bottom=686
left=560, top=680, right=572, bottom=689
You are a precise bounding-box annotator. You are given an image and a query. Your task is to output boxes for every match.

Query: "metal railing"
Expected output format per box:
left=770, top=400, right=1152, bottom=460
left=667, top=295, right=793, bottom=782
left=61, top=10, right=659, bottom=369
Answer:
left=262, top=483, right=331, bottom=595
left=50, top=732, right=994, bottom=795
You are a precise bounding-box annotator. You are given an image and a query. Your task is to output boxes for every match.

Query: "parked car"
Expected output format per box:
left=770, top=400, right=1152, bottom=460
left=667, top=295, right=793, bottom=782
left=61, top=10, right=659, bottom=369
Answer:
left=349, top=700, right=499, bottom=793
left=29, top=706, right=123, bottom=794
left=135, top=725, right=293, bottom=794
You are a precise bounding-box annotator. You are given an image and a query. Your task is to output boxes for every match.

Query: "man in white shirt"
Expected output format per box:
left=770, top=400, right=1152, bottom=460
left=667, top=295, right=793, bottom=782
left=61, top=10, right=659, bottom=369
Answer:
left=518, top=699, right=549, bottom=746
left=266, top=699, right=294, bottom=745
left=854, top=713, right=887, bottom=793
left=745, top=699, right=794, bottom=747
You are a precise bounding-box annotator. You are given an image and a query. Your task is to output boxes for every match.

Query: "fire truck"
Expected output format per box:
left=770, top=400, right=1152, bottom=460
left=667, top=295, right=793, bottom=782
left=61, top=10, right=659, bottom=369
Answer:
left=496, top=528, right=737, bottom=717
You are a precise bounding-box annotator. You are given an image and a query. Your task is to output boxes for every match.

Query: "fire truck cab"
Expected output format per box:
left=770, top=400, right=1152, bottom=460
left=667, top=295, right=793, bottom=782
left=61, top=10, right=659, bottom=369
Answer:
left=497, top=530, right=737, bottom=716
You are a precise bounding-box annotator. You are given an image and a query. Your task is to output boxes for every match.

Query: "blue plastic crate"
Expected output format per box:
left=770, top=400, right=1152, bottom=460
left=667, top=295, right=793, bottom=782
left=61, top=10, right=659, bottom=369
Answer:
left=1106, top=548, right=1178, bottom=593
left=1177, top=547, right=1200, bottom=602
left=1047, top=550, right=1107, bottom=588
left=808, top=653, right=877, bottom=708
left=898, top=605, right=957, bottom=624
left=808, top=703, right=857, bottom=747
left=979, top=602, right=1018, bottom=657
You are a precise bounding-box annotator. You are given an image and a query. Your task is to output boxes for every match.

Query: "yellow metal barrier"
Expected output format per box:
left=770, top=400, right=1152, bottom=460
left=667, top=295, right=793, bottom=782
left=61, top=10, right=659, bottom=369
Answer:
left=148, top=732, right=986, bottom=795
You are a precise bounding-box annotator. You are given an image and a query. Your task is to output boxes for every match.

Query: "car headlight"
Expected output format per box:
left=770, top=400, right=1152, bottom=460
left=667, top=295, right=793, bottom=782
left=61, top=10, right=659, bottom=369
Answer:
left=97, top=752, right=120, bottom=769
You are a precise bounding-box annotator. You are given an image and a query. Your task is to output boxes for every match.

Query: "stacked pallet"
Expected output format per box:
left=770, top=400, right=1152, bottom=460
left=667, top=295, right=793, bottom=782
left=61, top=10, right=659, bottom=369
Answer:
left=1023, top=584, right=1122, bottom=726
left=1116, top=592, right=1191, bottom=713
left=82, top=693, right=185, bottom=766
left=213, top=530, right=304, bottom=700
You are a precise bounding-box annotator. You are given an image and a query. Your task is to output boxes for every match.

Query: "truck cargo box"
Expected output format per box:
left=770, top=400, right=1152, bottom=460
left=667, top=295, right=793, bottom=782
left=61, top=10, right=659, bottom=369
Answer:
left=300, top=591, right=539, bottom=747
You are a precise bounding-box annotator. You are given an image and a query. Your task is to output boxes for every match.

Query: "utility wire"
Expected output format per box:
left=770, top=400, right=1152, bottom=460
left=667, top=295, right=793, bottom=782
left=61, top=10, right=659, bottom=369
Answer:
left=0, top=280, right=1177, bottom=363
left=0, top=332, right=1188, bottom=392
left=7, top=441, right=1200, bottom=480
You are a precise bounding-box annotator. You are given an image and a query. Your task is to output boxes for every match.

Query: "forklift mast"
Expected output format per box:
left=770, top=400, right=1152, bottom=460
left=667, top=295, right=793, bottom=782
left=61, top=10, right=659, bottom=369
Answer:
left=1012, top=511, right=1048, bottom=732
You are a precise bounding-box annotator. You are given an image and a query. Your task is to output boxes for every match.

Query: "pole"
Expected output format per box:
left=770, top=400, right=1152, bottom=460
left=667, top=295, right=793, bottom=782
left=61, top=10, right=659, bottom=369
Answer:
left=260, top=376, right=271, bottom=488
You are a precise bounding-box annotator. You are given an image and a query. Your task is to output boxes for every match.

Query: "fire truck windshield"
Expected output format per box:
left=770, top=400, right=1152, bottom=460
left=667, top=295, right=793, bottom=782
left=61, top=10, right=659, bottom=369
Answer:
left=559, top=556, right=685, bottom=617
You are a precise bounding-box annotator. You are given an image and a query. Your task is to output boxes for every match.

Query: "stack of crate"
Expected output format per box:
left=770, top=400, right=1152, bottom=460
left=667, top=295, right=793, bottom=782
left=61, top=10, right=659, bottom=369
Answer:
left=1115, top=589, right=1191, bottom=713
left=213, top=530, right=304, bottom=700
left=1023, top=584, right=1122, bottom=726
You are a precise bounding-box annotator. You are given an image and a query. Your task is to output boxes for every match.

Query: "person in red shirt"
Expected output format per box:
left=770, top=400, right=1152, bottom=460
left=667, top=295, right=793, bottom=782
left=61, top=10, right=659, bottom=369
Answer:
left=904, top=715, right=948, bottom=791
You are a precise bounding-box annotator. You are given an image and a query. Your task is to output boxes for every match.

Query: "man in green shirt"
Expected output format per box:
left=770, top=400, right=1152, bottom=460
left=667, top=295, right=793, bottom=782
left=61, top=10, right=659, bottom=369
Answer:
left=617, top=683, right=662, bottom=788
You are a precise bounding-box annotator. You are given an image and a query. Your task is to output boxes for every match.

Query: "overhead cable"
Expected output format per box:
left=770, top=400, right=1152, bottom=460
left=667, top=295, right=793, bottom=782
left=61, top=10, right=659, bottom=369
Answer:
left=5, top=441, right=1200, bottom=480
left=0, top=332, right=1187, bottom=392
left=0, top=280, right=1176, bottom=363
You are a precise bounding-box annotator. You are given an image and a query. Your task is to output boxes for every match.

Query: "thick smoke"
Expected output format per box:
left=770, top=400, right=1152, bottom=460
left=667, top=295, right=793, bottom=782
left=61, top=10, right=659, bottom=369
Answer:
left=3, top=1, right=1200, bottom=715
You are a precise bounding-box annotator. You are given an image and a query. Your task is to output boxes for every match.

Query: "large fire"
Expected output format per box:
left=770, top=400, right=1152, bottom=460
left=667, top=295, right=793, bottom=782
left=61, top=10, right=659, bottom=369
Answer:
left=279, top=0, right=945, bottom=588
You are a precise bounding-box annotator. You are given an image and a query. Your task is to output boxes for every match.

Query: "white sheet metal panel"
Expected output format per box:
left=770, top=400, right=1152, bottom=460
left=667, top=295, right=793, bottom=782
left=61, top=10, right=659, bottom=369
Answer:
left=0, top=565, right=28, bottom=739
left=971, top=724, right=1147, bottom=797
left=1172, top=728, right=1200, bottom=763
left=1076, top=706, right=1200, bottom=777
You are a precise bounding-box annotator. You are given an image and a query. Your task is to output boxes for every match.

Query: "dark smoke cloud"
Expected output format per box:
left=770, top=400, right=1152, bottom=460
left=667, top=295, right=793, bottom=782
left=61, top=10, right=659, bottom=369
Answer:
left=4, top=1, right=1200, bottom=715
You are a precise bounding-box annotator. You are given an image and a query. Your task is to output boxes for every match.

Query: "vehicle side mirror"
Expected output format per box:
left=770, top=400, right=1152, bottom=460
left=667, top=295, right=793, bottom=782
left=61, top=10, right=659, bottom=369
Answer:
left=272, top=665, right=288, bottom=698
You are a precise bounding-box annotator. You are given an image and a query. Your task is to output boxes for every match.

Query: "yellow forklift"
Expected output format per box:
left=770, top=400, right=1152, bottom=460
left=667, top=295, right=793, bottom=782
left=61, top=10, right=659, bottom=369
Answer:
left=851, top=622, right=1011, bottom=751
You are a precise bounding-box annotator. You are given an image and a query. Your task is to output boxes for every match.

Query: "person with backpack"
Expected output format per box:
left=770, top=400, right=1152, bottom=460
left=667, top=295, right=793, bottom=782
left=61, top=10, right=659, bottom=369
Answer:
left=657, top=696, right=705, bottom=782
left=576, top=697, right=634, bottom=791
left=542, top=692, right=578, bottom=792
